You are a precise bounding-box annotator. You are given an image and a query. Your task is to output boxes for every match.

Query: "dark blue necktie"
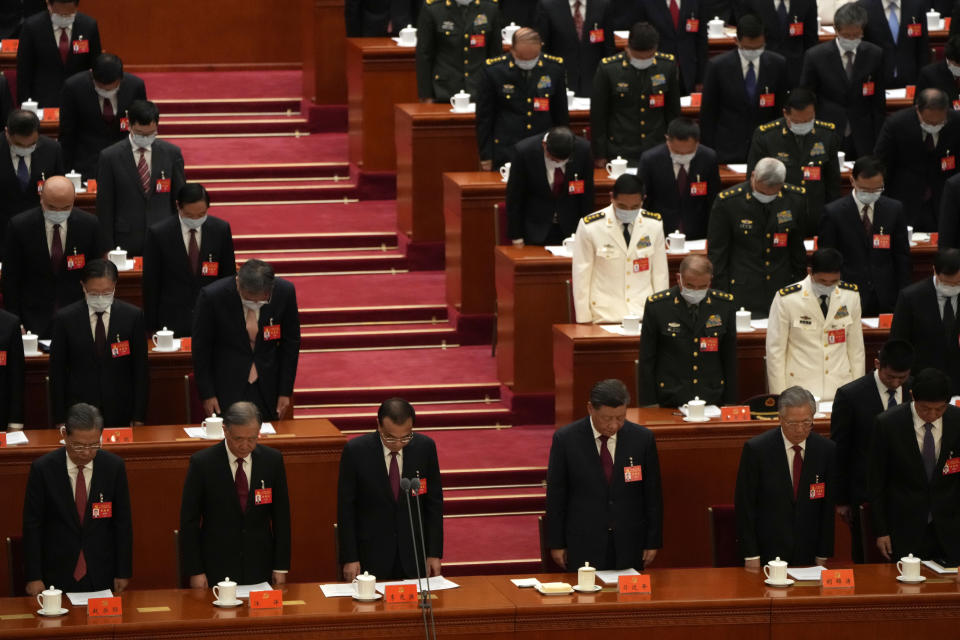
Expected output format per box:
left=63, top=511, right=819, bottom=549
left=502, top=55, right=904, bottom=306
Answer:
left=745, top=61, right=757, bottom=103
left=16, top=155, right=28, bottom=192
left=777, top=0, right=788, bottom=29
left=922, top=422, right=937, bottom=481
left=887, top=388, right=897, bottom=410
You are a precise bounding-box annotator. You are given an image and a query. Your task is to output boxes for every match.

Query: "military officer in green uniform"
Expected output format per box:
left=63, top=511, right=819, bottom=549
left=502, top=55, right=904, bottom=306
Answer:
left=707, top=157, right=807, bottom=317
left=639, top=254, right=738, bottom=408
left=476, top=27, right=569, bottom=170
left=746, top=88, right=841, bottom=237
left=416, top=0, right=504, bottom=102
left=591, top=22, right=681, bottom=166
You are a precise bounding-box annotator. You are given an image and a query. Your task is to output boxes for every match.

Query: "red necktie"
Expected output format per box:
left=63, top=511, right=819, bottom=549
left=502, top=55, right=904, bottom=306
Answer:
left=94, top=311, right=106, bottom=357
left=552, top=167, right=564, bottom=197
left=188, top=229, right=200, bottom=276
left=51, top=223, right=64, bottom=273
left=791, top=445, right=803, bottom=500
left=235, top=458, right=249, bottom=512
left=73, top=465, right=87, bottom=581
left=676, top=164, right=689, bottom=198
left=572, top=0, right=584, bottom=39
left=669, top=0, right=680, bottom=30
left=58, top=28, right=69, bottom=65
left=599, top=435, right=613, bottom=484
left=137, top=149, right=151, bottom=195
left=102, top=97, right=114, bottom=123
left=389, top=452, right=400, bottom=500
left=861, top=205, right=872, bottom=236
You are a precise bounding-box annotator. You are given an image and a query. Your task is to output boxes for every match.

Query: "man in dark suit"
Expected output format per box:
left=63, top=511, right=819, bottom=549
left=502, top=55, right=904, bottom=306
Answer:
left=59, top=53, right=148, bottom=180
left=345, top=0, right=419, bottom=36
left=192, top=259, right=301, bottom=422
left=857, top=0, right=928, bottom=87
left=736, top=386, right=837, bottom=566
left=938, top=171, right=960, bottom=249
left=736, top=0, right=818, bottom=87
left=869, top=367, right=960, bottom=564
left=338, top=398, right=444, bottom=581
left=534, top=0, right=614, bottom=97
left=917, top=35, right=960, bottom=106
left=22, top=403, right=132, bottom=595
left=632, top=0, right=709, bottom=93
left=799, top=3, right=886, bottom=158
left=818, top=155, right=911, bottom=315
left=506, top=126, right=593, bottom=246
left=179, top=401, right=291, bottom=587
left=143, top=183, right=236, bottom=337
left=0, top=74, right=12, bottom=130
left=0, top=306, right=25, bottom=431
left=700, top=15, right=790, bottom=163
left=874, top=89, right=960, bottom=232
left=891, top=248, right=960, bottom=395
left=638, top=117, right=720, bottom=239
left=546, top=379, right=663, bottom=570
left=831, top=339, right=913, bottom=562
left=49, top=259, right=148, bottom=427
left=16, top=0, right=101, bottom=107
left=2, top=175, right=100, bottom=337
left=0, top=109, right=64, bottom=248
left=96, top=99, right=186, bottom=256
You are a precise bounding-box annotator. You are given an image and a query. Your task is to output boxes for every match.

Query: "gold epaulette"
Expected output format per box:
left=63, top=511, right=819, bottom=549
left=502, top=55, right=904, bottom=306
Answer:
left=779, top=283, right=802, bottom=296
left=783, top=184, right=806, bottom=194
left=601, top=53, right=622, bottom=64
left=815, top=119, right=836, bottom=129
left=655, top=51, right=675, bottom=61
left=485, top=55, right=507, bottom=65
left=641, top=210, right=661, bottom=220
left=710, top=290, right=734, bottom=301
left=838, top=281, right=859, bottom=291
left=758, top=119, right=782, bottom=132
left=543, top=54, right=564, bottom=63
left=717, top=185, right=744, bottom=200
left=583, top=211, right=605, bottom=224
left=648, top=290, right=672, bottom=303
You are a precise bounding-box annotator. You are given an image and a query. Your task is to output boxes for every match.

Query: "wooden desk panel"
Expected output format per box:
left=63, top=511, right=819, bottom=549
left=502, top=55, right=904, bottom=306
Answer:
left=0, top=419, right=345, bottom=594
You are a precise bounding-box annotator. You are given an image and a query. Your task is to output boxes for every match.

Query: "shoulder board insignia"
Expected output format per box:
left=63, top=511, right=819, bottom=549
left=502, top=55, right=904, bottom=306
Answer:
left=648, top=290, right=671, bottom=303
left=784, top=184, right=806, bottom=194
left=779, top=284, right=802, bottom=296
left=543, top=54, right=564, bottom=63
left=758, top=119, right=781, bottom=131
left=717, top=185, right=742, bottom=200
left=485, top=55, right=507, bottom=65
left=583, top=211, right=605, bottom=224
left=710, top=290, right=734, bottom=301
left=655, top=51, right=675, bottom=61
left=602, top=54, right=621, bottom=64
left=426, top=0, right=440, bottom=5
left=815, top=119, right=836, bottom=129
left=641, top=210, right=661, bottom=220
left=839, top=281, right=859, bottom=291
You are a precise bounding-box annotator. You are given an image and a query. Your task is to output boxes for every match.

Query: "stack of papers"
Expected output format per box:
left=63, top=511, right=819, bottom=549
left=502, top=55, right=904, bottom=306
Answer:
left=570, top=97, right=591, bottom=112
left=320, top=583, right=358, bottom=597
left=4, top=431, right=27, bottom=445
left=685, top=239, right=707, bottom=251
left=750, top=318, right=769, bottom=330
left=375, top=576, right=460, bottom=593
left=786, top=566, right=826, bottom=581
left=598, top=324, right=642, bottom=336
left=182, top=423, right=277, bottom=439
left=236, top=582, right=272, bottom=598
left=510, top=578, right=541, bottom=587
left=66, top=589, right=113, bottom=606
left=726, top=164, right=748, bottom=174
left=923, top=560, right=958, bottom=574
left=596, top=568, right=639, bottom=584
left=544, top=246, right=572, bottom=258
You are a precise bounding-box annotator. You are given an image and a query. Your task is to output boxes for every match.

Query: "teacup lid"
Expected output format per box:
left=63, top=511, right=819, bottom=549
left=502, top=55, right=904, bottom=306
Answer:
left=220, top=576, right=236, bottom=586
left=770, top=556, right=787, bottom=565
left=581, top=562, right=593, bottom=569
left=43, top=585, right=60, bottom=595
left=358, top=571, right=375, bottom=580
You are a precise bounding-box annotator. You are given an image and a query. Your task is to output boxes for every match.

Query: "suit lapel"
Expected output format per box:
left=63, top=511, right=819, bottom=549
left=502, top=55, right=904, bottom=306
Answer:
left=770, top=429, right=796, bottom=501
left=898, top=407, right=930, bottom=483
left=371, top=434, right=396, bottom=503
left=125, top=142, right=148, bottom=201
left=34, top=212, right=55, bottom=277
left=577, top=419, right=608, bottom=486
left=54, top=449, right=83, bottom=530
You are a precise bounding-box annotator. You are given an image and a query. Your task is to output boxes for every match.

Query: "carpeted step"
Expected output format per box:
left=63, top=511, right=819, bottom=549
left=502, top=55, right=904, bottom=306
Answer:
left=234, top=231, right=397, bottom=252
left=441, top=467, right=548, bottom=489
left=162, top=115, right=310, bottom=136
left=441, top=514, right=542, bottom=573
left=246, top=249, right=406, bottom=275
left=444, top=491, right=546, bottom=516
left=176, top=134, right=347, bottom=166
left=298, top=304, right=448, bottom=326
left=446, top=486, right=546, bottom=498
left=188, top=162, right=349, bottom=181
left=300, top=321, right=459, bottom=350
left=285, top=272, right=445, bottom=310
left=140, top=71, right=303, bottom=100
left=155, top=97, right=301, bottom=115
left=300, top=401, right=511, bottom=429
left=204, top=181, right=358, bottom=203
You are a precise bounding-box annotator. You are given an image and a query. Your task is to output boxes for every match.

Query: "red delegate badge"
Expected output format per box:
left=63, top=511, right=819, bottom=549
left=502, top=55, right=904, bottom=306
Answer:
left=862, top=81, right=875, bottom=96
left=119, top=117, right=129, bottom=132
left=809, top=482, right=825, bottom=499
left=589, top=28, right=604, bottom=42
left=469, top=34, right=485, bottom=47
left=36, top=180, right=44, bottom=195
left=942, top=155, right=956, bottom=171
left=689, top=181, right=707, bottom=196
left=533, top=97, right=550, bottom=111
left=759, top=93, right=775, bottom=108
left=567, top=179, right=585, bottom=194
left=788, top=21, right=803, bottom=36
left=111, top=340, right=130, bottom=358
left=263, top=324, right=281, bottom=341
left=649, top=93, right=664, bottom=108
left=255, top=487, right=273, bottom=504
left=155, top=178, right=171, bottom=193
left=685, top=18, right=699, bottom=32
left=201, top=261, right=219, bottom=276
left=827, top=329, right=845, bottom=344
left=772, top=233, right=788, bottom=247
left=943, top=457, right=960, bottom=475
left=699, top=337, right=718, bottom=352
left=633, top=257, right=649, bottom=272
left=0, top=351, right=6, bottom=367
left=873, top=234, right=890, bottom=249
left=623, top=464, right=642, bottom=482
left=67, top=253, right=85, bottom=270
left=72, top=38, right=89, bottom=54
left=92, top=500, right=112, bottom=518
left=802, top=166, right=821, bottom=181
left=907, top=22, right=922, bottom=37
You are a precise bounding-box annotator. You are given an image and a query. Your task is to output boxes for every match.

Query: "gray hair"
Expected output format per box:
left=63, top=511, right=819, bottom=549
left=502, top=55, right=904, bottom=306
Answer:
left=223, top=401, right=262, bottom=429
left=778, top=386, right=817, bottom=417
left=834, top=3, right=867, bottom=29
left=64, top=403, right=103, bottom=435
left=237, top=259, right=275, bottom=296
left=753, top=158, right=787, bottom=187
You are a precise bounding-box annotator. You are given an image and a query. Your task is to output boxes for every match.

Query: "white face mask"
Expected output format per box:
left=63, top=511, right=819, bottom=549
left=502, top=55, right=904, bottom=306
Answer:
left=86, top=292, right=114, bottom=312
left=855, top=189, right=882, bottom=205
left=242, top=298, right=268, bottom=311
left=837, top=37, right=861, bottom=52
left=514, top=55, right=539, bottom=70
left=788, top=119, right=814, bottom=136
left=936, top=278, right=960, bottom=298
left=43, top=209, right=69, bottom=225
left=679, top=277, right=708, bottom=305
left=949, top=62, right=960, bottom=78
left=180, top=214, right=206, bottom=230
left=752, top=190, right=777, bottom=204
left=920, top=121, right=945, bottom=136
left=50, top=12, right=75, bottom=29
left=131, top=132, right=157, bottom=149
left=810, top=281, right=836, bottom=298
left=670, top=151, right=696, bottom=165
left=613, top=206, right=640, bottom=224
left=629, top=56, right=655, bottom=70
left=95, top=86, right=118, bottom=99
left=10, top=143, right=36, bottom=157
left=740, top=47, right=763, bottom=62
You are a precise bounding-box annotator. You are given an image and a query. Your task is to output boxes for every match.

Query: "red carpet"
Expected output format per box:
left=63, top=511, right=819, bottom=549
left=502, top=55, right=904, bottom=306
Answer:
left=140, top=71, right=302, bottom=99
left=428, top=426, right=554, bottom=469
left=296, top=347, right=498, bottom=389
left=288, top=272, right=446, bottom=309
left=175, top=134, right=347, bottom=165
left=443, top=515, right=541, bottom=565
left=220, top=201, right=396, bottom=236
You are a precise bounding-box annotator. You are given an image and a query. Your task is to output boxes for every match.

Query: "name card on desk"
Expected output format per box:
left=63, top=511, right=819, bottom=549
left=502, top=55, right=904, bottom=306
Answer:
left=0, top=432, right=4, bottom=447
left=88, top=596, right=122, bottom=617
left=878, top=313, right=893, bottom=329
left=250, top=589, right=283, bottom=609
left=42, top=108, right=59, bottom=121
left=385, top=583, right=418, bottom=603
left=103, top=427, right=133, bottom=444
left=721, top=406, right=750, bottom=421
left=618, top=574, right=650, bottom=594
left=179, top=337, right=192, bottom=352
left=821, top=569, right=854, bottom=588
left=0, top=39, right=18, bottom=52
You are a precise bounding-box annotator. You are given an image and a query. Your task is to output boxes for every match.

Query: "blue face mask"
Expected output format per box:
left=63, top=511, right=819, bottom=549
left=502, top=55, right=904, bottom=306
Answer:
left=180, top=214, right=206, bottom=230
left=43, top=209, right=69, bottom=225
left=514, top=56, right=539, bottom=70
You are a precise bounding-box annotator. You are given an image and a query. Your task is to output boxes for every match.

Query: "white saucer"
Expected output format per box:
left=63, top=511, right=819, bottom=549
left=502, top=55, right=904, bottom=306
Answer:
left=36, top=607, right=68, bottom=617
left=666, top=249, right=691, bottom=255
left=352, top=593, right=382, bottom=601
left=535, top=584, right=574, bottom=596
left=764, top=578, right=794, bottom=587
left=152, top=339, right=182, bottom=353
left=736, top=327, right=756, bottom=333
left=23, top=351, right=43, bottom=358
left=213, top=599, right=243, bottom=608
left=116, top=259, right=136, bottom=272
left=199, top=432, right=225, bottom=440
left=682, top=416, right=711, bottom=423
left=896, top=575, right=926, bottom=583
left=449, top=107, right=475, bottom=114
left=572, top=584, right=602, bottom=593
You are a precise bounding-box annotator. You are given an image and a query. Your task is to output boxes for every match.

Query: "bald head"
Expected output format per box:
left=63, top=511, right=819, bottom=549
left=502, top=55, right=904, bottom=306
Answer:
left=512, top=27, right=542, bottom=61
left=40, top=175, right=76, bottom=211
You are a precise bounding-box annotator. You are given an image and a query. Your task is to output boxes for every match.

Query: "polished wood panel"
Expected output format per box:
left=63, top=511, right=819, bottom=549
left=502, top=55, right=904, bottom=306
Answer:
left=302, top=0, right=347, bottom=105
left=0, top=419, right=345, bottom=595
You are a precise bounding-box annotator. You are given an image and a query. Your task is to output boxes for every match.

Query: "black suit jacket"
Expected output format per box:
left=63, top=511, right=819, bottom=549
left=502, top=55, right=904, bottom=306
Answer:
left=59, top=71, right=147, bottom=179
left=890, top=278, right=960, bottom=395
left=534, top=0, right=614, bottom=97
left=142, top=215, right=236, bottom=337
left=16, top=11, right=101, bottom=107
left=869, top=403, right=960, bottom=563
left=1, top=206, right=101, bottom=337
left=337, top=432, right=444, bottom=579
left=937, top=171, right=960, bottom=249
left=0, top=73, right=12, bottom=130
left=736, top=0, right=818, bottom=86
left=0, top=308, right=24, bottom=426
left=874, top=107, right=960, bottom=232
left=345, top=0, right=419, bottom=36
left=506, top=133, right=594, bottom=244
left=546, top=418, right=663, bottom=570
left=858, top=0, right=928, bottom=87
left=735, top=427, right=836, bottom=564
left=22, top=447, right=132, bottom=590
left=700, top=49, right=790, bottom=163
left=917, top=60, right=960, bottom=105
left=818, top=194, right=911, bottom=315
left=633, top=0, right=709, bottom=93
left=96, top=137, right=186, bottom=256
left=179, top=441, right=291, bottom=584
left=192, top=277, right=301, bottom=421
left=638, top=142, right=720, bottom=239
left=799, top=39, right=886, bottom=157
left=49, top=299, right=149, bottom=427
left=0, top=135, right=64, bottom=247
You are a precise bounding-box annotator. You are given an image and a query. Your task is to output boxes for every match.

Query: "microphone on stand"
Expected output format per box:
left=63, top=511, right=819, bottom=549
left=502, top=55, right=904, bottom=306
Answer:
left=400, top=477, right=430, bottom=640
left=410, top=477, right=437, bottom=640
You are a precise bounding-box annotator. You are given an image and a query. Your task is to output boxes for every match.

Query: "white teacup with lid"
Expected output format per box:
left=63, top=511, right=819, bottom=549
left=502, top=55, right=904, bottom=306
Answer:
left=37, top=585, right=63, bottom=615
left=213, top=577, right=238, bottom=605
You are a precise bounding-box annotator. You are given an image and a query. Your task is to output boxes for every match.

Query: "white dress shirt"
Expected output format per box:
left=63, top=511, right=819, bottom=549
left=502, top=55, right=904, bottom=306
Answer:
left=383, top=443, right=404, bottom=475
left=98, top=94, right=117, bottom=116
left=545, top=155, right=568, bottom=190
left=851, top=192, right=874, bottom=225
left=66, top=454, right=93, bottom=497
left=568, top=0, right=586, bottom=16
left=45, top=217, right=69, bottom=256
left=835, top=38, right=857, bottom=65
left=53, top=24, right=73, bottom=48
left=935, top=276, right=958, bottom=319
left=590, top=417, right=617, bottom=459
left=672, top=158, right=690, bottom=179
left=9, top=148, right=31, bottom=174
left=88, top=304, right=111, bottom=341
left=781, top=429, right=806, bottom=480
left=775, top=0, right=791, bottom=14
left=911, top=402, right=942, bottom=460
left=874, top=369, right=902, bottom=407
left=180, top=217, right=202, bottom=255
left=129, top=135, right=152, bottom=175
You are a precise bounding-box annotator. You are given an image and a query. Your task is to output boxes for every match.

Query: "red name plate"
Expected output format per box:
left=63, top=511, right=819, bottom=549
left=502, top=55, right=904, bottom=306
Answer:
left=179, top=337, right=192, bottom=351
left=385, top=584, right=418, bottom=603
left=721, top=406, right=751, bottom=421
left=0, top=432, right=5, bottom=447
left=878, top=313, right=893, bottom=328
left=0, top=39, right=18, bottom=52
left=618, top=574, right=651, bottom=593
left=103, top=427, right=133, bottom=444
left=88, top=596, right=122, bottom=617
left=250, top=589, right=283, bottom=609
left=821, top=569, right=854, bottom=588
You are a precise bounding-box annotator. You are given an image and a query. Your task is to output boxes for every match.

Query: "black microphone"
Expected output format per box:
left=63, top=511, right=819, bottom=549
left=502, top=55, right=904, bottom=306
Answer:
left=410, top=477, right=438, bottom=640
left=400, top=477, right=430, bottom=640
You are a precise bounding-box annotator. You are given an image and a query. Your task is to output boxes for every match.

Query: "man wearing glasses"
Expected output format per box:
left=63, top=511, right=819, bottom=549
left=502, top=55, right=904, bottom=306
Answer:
left=22, top=403, right=132, bottom=595
left=869, top=367, right=960, bottom=564
left=735, top=385, right=837, bottom=568
left=337, top=398, right=443, bottom=581
left=179, top=401, right=291, bottom=589
left=49, top=258, right=148, bottom=427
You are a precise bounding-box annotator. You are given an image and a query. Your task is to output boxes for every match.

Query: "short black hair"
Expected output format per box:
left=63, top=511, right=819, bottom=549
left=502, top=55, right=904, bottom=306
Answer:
left=589, top=379, right=630, bottom=408
left=917, top=88, right=949, bottom=111
left=127, top=99, right=160, bottom=126
left=946, top=35, right=960, bottom=64
left=852, top=155, right=885, bottom=180
left=810, top=247, right=843, bottom=273
left=544, top=127, right=575, bottom=160
left=612, top=173, right=645, bottom=197
left=736, top=14, right=764, bottom=40
left=92, top=53, right=123, bottom=85
left=81, top=258, right=118, bottom=283
left=177, top=183, right=210, bottom=207
left=6, top=110, right=40, bottom=136
left=628, top=22, right=659, bottom=50
left=877, top=339, right=914, bottom=372
left=223, top=401, right=262, bottom=428
left=64, top=403, right=103, bottom=435
left=237, top=259, right=275, bottom=295
left=666, top=117, right=700, bottom=141
left=377, top=397, right=416, bottom=427
left=934, top=248, right=960, bottom=275
left=785, top=87, right=817, bottom=112
left=833, top=2, right=867, bottom=29
left=911, top=368, right=952, bottom=402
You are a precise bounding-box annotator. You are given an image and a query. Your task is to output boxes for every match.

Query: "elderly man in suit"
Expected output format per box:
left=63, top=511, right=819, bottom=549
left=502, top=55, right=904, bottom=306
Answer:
left=338, top=397, right=444, bottom=581
left=534, top=0, right=614, bottom=98
left=96, top=99, right=185, bottom=256
left=831, top=339, right=914, bottom=562
left=546, top=378, right=663, bottom=570
left=918, top=35, right=960, bottom=105
left=869, top=367, right=960, bottom=564
left=143, top=183, right=236, bottom=337
left=180, top=401, right=291, bottom=588
left=16, top=0, right=101, bottom=107
left=857, top=0, right=928, bottom=87
left=192, top=259, right=300, bottom=422
left=736, top=386, right=837, bottom=567
left=59, top=53, right=148, bottom=180
left=2, top=175, right=100, bottom=337
left=22, top=403, right=132, bottom=595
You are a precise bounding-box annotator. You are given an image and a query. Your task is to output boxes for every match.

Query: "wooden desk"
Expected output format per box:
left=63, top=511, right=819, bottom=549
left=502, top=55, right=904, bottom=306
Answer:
left=0, top=419, right=345, bottom=594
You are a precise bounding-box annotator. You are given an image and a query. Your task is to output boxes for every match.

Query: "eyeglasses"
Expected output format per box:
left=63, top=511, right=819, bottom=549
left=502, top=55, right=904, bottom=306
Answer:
left=782, top=420, right=814, bottom=429
left=380, top=433, right=413, bottom=445
left=66, top=441, right=101, bottom=452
